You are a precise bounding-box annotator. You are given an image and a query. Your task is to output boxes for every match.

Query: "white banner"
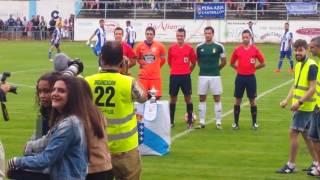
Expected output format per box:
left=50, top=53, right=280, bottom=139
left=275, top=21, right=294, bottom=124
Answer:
left=75, top=18, right=320, bottom=43
left=75, top=18, right=223, bottom=43
left=286, top=2, right=317, bottom=15
left=225, top=20, right=320, bottom=43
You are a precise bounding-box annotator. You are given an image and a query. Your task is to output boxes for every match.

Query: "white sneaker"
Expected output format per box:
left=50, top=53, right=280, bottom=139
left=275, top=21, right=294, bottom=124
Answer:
left=252, top=123, right=259, bottom=130
left=216, top=123, right=222, bottom=130
left=232, top=123, right=239, bottom=130
left=308, top=167, right=320, bottom=176
left=49, top=59, right=53, bottom=62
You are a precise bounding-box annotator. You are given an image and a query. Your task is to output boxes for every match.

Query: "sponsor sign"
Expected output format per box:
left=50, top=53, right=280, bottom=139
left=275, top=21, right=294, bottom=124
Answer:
left=75, top=19, right=320, bottom=43
left=286, top=2, right=317, bottom=15
left=195, top=3, right=225, bottom=19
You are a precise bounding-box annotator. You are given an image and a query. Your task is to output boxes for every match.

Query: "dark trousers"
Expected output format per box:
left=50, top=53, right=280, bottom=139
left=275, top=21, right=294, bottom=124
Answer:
left=7, top=169, right=50, bottom=180
left=86, top=170, right=114, bottom=180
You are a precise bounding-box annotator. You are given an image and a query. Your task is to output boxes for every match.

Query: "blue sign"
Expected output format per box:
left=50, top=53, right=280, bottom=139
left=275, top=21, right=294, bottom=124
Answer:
left=286, top=2, right=317, bottom=15
left=196, top=3, right=225, bottom=19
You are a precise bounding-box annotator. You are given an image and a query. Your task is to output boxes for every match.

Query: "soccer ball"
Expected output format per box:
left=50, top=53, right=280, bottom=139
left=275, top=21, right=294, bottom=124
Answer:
left=184, top=112, right=197, bottom=123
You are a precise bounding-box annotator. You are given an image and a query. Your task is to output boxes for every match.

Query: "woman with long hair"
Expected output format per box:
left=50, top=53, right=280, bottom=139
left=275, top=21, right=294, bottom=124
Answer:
left=78, top=78, right=113, bottom=180
left=7, top=72, right=60, bottom=180
left=7, top=76, right=92, bottom=180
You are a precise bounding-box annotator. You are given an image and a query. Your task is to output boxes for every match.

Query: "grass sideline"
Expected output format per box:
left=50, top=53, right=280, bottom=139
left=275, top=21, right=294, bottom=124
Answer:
left=0, top=41, right=314, bottom=179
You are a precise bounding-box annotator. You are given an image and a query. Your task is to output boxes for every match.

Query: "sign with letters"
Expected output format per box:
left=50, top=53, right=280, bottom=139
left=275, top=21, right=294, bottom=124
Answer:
left=195, top=3, right=225, bottom=19
left=286, top=2, right=317, bottom=15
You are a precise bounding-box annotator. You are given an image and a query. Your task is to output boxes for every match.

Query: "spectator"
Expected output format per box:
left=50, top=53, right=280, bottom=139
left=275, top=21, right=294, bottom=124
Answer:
left=7, top=76, right=90, bottom=180
left=6, top=14, right=16, bottom=40
left=68, top=14, right=74, bottom=41
left=258, top=0, right=267, bottom=15
left=0, top=19, right=4, bottom=39
left=26, top=20, right=33, bottom=39
left=226, top=0, right=236, bottom=10
left=31, top=15, right=40, bottom=40
left=39, top=16, right=47, bottom=40
left=15, top=17, right=23, bottom=39
left=22, top=16, right=28, bottom=39
left=55, top=17, right=63, bottom=28
left=236, top=0, right=246, bottom=16
left=245, top=0, right=256, bottom=10
left=63, top=19, right=69, bottom=39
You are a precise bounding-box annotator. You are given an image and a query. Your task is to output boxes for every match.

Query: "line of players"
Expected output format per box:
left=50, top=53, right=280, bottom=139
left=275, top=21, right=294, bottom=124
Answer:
left=46, top=18, right=320, bottom=176
left=46, top=19, right=295, bottom=131
left=81, top=19, right=267, bottom=131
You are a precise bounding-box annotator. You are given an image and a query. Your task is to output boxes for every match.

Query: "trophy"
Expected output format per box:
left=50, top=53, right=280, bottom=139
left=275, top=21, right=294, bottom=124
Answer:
left=148, top=87, right=157, bottom=103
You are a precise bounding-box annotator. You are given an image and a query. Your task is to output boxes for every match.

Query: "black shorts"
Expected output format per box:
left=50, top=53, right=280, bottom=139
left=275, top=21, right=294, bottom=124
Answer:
left=234, top=74, right=257, bottom=99
left=7, top=169, right=50, bottom=180
left=169, top=74, right=192, bottom=96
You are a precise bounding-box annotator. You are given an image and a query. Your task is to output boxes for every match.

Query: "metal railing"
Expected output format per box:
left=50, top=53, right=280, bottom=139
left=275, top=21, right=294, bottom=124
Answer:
left=78, top=1, right=320, bottom=20
left=0, top=26, right=74, bottom=41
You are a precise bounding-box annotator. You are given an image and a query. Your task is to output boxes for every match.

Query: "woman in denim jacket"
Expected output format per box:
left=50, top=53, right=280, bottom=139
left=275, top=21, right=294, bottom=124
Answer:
left=7, top=76, right=97, bottom=180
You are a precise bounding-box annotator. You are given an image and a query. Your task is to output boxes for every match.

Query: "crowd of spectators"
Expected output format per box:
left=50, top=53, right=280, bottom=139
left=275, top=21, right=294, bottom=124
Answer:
left=225, top=0, right=269, bottom=16
left=0, top=14, right=75, bottom=40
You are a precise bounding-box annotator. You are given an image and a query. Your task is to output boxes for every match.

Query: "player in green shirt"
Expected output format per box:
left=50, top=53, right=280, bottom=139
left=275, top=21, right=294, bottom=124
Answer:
left=196, top=26, right=226, bottom=129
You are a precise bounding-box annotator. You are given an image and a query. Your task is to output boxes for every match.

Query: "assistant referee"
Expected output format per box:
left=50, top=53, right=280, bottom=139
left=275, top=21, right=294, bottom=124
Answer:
left=230, top=29, right=265, bottom=130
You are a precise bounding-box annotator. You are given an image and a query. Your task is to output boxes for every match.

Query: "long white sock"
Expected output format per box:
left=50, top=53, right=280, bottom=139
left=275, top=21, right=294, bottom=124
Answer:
left=198, top=102, right=206, bottom=125
left=215, top=101, right=222, bottom=124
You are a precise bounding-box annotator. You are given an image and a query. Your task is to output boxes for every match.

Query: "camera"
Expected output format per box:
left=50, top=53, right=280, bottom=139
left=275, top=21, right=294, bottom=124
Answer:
left=0, top=72, right=17, bottom=94
left=0, top=72, right=18, bottom=121
left=53, top=53, right=84, bottom=76
left=64, top=58, right=84, bottom=76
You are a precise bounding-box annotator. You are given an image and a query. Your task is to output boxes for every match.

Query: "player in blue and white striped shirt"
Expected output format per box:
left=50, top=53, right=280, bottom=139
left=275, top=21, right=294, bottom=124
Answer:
left=125, top=20, right=136, bottom=48
left=275, top=22, right=294, bottom=73
left=87, top=20, right=106, bottom=56
left=86, top=19, right=106, bottom=67
left=48, top=22, right=62, bottom=61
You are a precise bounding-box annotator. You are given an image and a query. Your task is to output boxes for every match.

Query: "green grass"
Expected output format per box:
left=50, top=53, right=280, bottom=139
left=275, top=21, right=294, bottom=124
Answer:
left=0, top=41, right=315, bottom=179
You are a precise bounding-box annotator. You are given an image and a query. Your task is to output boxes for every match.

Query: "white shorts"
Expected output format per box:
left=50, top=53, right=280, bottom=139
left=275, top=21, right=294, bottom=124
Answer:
left=198, top=76, right=223, bottom=95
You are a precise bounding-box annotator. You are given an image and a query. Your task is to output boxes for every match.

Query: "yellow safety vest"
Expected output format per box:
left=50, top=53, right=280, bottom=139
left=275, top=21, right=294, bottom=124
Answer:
left=86, top=72, right=138, bottom=153
left=316, top=61, right=320, bottom=107
left=293, top=58, right=317, bottom=112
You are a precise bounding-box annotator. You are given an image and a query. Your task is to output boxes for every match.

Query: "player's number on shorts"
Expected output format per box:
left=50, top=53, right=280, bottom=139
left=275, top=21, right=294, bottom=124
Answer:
left=95, top=86, right=115, bottom=107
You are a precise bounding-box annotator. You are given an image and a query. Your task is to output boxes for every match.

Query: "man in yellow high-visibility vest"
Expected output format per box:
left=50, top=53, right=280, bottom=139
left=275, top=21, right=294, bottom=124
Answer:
left=277, top=39, right=318, bottom=174
left=86, top=41, right=147, bottom=180
left=307, top=36, right=320, bottom=176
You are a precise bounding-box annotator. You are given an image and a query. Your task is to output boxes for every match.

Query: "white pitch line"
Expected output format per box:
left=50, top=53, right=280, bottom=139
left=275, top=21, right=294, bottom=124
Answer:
left=171, top=79, right=294, bottom=142
left=9, top=83, right=35, bottom=89
left=10, top=68, right=50, bottom=74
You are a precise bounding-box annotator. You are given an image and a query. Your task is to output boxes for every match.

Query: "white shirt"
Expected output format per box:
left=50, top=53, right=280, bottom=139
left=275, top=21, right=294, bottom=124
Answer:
left=248, top=27, right=254, bottom=44
left=280, top=31, right=293, bottom=51
left=95, top=27, right=106, bottom=48
left=125, top=26, right=136, bottom=44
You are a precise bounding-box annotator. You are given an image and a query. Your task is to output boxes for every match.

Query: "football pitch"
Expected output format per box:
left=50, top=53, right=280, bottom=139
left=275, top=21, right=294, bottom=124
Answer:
left=0, top=41, right=315, bottom=179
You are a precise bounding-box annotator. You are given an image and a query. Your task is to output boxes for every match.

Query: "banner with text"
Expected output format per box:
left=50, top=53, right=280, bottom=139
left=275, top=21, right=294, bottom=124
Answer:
left=286, top=2, right=317, bottom=15
left=75, top=19, right=320, bottom=43
left=75, top=19, right=222, bottom=43
left=195, top=3, right=225, bottom=19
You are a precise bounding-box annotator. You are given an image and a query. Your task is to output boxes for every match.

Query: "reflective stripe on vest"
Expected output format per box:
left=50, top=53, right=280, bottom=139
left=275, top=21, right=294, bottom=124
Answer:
left=293, top=95, right=316, bottom=102
left=107, top=111, right=136, bottom=125
left=316, top=79, right=320, bottom=106
left=108, top=126, right=137, bottom=141
left=293, top=58, right=317, bottom=112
